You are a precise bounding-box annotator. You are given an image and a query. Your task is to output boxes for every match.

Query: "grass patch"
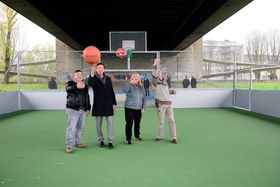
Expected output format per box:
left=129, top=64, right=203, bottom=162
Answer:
left=1, top=80, right=280, bottom=90
left=0, top=83, right=65, bottom=90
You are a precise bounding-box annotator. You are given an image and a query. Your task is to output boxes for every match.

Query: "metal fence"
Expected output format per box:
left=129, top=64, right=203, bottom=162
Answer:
left=0, top=50, right=280, bottom=91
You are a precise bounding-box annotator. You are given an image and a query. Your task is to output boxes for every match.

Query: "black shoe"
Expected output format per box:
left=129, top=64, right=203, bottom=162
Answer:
left=127, top=140, right=132, bottom=145
left=135, top=137, right=142, bottom=141
left=108, top=143, right=114, bottom=149
left=99, top=141, right=106, bottom=148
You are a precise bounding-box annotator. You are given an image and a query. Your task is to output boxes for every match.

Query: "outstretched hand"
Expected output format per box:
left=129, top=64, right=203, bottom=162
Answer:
left=77, top=81, right=85, bottom=89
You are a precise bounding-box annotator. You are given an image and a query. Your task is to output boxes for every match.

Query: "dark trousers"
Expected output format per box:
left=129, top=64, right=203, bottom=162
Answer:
left=145, top=88, right=150, bottom=96
left=125, top=107, right=142, bottom=141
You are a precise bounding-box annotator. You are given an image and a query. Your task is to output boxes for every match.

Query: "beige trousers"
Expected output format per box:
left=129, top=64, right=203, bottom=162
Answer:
left=156, top=104, right=177, bottom=139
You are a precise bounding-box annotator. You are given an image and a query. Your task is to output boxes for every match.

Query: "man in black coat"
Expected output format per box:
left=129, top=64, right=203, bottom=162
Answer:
left=87, top=62, right=117, bottom=149
left=182, top=75, right=190, bottom=88
left=191, top=76, right=197, bottom=88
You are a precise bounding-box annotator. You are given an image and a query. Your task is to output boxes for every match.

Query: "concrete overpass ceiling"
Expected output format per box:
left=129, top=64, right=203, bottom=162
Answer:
left=1, top=0, right=253, bottom=50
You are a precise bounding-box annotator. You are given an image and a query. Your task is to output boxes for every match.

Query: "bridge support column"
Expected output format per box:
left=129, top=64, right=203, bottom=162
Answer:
left=56, top=39, right=83, bottom=82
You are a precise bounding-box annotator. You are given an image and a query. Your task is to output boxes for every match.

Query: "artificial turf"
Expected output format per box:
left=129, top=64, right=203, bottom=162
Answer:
left=0, top=108, right=280, bottom=187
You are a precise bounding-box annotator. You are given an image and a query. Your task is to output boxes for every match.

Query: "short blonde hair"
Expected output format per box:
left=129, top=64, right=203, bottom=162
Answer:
left=130, top=73, right=142, bottom=87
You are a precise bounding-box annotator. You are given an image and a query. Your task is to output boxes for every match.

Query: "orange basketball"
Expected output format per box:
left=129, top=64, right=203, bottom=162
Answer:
left=83, top=46, right=101, bottom=64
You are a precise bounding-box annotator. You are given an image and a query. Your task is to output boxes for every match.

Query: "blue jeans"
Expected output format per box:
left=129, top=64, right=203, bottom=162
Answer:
left=65, top=108, right=86, bottom=148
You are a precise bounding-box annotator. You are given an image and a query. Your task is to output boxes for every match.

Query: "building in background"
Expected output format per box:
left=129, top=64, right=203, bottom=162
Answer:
left=203, top=40, right=248, bottom=80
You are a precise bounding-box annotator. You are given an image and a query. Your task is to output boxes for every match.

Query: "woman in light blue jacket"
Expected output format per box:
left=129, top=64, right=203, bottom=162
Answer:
left=123, top=73, right=146, bottom=144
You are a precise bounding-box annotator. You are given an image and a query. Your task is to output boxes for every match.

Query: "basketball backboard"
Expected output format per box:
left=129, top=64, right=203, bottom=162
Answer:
left=109, top=31, right=147, bottom=51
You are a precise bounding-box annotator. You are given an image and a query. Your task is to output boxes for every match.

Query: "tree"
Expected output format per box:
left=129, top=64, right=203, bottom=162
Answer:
left=0, top=4, right=18, bottom=84
left=265, top=29, right=280, bottom=79
left=20, top=44, right=55, bottom=83
left=245, top=30, right=280, bottom=80
left=245, top=31, right=266, bottom=79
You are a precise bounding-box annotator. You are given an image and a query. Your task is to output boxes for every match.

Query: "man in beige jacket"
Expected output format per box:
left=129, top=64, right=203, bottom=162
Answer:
left=151, top=58, right=177, bottom=144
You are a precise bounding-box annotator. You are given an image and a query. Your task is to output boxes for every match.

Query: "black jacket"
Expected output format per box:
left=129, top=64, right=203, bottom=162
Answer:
left=48, top=80, right=57, bottom=89
left=87, top=74, right=117, bottom=116
left=182, top=79, right=190, bottom=88
left=66, top=80, right=91, bottom=111
left=191, top=78, right=197, bottom=88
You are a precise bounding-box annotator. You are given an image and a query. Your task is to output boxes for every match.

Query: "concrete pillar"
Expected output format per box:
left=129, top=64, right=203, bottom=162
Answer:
left=160, top=38, right=203, bottom=81
left=180, top=38, right=203, bottom=79
left=56, top=39, right=83, bottom=82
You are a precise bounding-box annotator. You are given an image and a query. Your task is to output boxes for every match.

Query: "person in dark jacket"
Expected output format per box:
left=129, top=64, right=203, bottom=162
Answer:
left=65, top=70, right=91, bottom=153
left=166, top=75, right=171, bottom=88
left=143, top=76, right=150, bottom=96
left=182, top=76, right=190, bottom=88
left=48, top=76, right=57, bottom=89
left=191, top=76, right=197, bottom=88
left=87, top=62, right=117, bottom=149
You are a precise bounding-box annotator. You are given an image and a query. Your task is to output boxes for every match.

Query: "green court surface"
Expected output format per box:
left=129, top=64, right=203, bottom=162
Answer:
left=0, top=108, right=280, bottom=187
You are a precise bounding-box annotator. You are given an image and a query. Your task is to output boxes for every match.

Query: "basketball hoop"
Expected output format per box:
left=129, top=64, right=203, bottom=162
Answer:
left=116, top=48, right=126, bottom=58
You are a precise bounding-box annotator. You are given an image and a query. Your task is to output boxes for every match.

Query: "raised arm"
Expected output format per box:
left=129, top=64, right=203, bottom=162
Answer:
left=87, top=64, right=97, bottom=87
left=151, top=59, right=160, bottom=86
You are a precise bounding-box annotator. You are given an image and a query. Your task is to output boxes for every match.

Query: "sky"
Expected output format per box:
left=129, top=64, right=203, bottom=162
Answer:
left=203, top=0, right=280, bottom=44
left=17, top=15, right=55, bottom=50
left=14, top=0, right=280, bottom=50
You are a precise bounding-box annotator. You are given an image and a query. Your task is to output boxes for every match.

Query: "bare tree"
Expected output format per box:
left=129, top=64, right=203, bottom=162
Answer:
left=245, top=30, right=280, bottom=80
left=265, top=29, right=280, bottom=79
left=245, top=31, right=266, bottom=79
